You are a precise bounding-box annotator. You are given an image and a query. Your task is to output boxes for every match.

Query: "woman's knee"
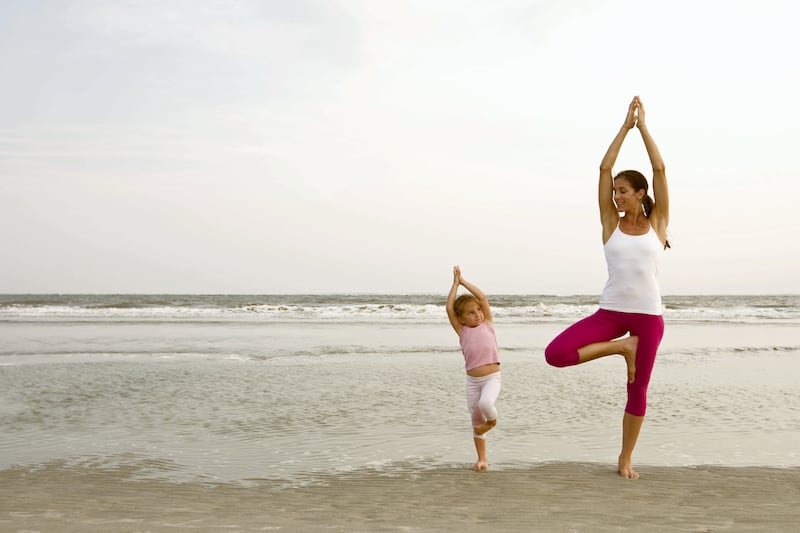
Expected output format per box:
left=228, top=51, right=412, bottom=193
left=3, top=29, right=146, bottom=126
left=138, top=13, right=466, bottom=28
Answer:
left=544, top=342, right=575, bottom=367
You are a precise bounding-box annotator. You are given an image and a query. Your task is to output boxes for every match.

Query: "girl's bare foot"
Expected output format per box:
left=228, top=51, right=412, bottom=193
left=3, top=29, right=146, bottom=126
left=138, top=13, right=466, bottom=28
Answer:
left=473, top=418, right=497, bottom=435
left=618, top=456, right=639, bottom=479
left=472, top=460, right=488, bottom=471
left=620, top=336, right=638, bottom=383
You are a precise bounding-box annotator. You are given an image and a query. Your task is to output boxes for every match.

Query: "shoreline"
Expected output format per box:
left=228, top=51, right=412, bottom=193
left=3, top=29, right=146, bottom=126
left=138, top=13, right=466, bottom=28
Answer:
left=2, top=462, right=799, bottom=532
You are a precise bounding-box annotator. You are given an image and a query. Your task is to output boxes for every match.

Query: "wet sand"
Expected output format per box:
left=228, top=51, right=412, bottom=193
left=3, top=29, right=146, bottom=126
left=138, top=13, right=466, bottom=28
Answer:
left=2, top=462, right=799, bottom=532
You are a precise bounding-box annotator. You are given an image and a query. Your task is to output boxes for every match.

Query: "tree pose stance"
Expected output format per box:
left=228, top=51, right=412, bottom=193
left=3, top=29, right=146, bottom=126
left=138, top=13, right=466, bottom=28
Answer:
left=545, top=96, right=670, bottom=479
left=446, top=266, right=502, bottom=471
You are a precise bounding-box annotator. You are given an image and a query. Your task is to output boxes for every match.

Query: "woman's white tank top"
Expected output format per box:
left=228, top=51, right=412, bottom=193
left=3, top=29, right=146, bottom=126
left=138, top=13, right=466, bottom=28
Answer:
left=599, top=224, right=663, bottom=315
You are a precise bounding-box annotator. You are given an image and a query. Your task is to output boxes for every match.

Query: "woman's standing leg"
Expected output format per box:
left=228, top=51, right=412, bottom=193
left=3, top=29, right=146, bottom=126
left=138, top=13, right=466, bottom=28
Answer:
left=618, top=314, right=665, bottom=479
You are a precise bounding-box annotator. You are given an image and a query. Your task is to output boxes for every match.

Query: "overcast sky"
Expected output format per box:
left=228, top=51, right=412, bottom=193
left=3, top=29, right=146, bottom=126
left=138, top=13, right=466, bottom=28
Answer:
left=1, top=0, right=798, bottom=294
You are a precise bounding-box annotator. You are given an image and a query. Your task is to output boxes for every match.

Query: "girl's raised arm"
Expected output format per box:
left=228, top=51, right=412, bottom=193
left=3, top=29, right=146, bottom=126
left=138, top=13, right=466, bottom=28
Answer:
left=457, top=275, right=493, bottom=324
left=446, top=266, right=463, bottom=335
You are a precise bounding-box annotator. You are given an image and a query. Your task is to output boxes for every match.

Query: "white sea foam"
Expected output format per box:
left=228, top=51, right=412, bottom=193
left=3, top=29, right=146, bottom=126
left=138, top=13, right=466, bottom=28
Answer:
left=0, top=302, right=800, bottom=322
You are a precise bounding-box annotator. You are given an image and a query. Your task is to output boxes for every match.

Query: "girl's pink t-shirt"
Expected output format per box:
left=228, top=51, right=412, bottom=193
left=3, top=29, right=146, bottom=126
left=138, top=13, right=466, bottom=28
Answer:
left=459, top=322, right=500, bottom=371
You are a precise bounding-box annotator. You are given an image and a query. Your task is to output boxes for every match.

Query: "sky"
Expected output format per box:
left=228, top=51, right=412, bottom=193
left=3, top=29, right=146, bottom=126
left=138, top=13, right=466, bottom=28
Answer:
left=1, top=0, right=799, bottom=295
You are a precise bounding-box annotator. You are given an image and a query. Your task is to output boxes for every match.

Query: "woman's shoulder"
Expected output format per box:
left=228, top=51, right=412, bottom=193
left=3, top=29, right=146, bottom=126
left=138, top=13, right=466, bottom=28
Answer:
left=601, top=214, right=620, bottom=244
left=648, top=217, right=669, bottom=247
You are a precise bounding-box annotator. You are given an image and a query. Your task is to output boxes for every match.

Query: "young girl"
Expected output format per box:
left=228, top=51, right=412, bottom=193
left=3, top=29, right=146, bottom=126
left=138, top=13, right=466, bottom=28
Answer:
left=446, top=266, right=501, bottom=471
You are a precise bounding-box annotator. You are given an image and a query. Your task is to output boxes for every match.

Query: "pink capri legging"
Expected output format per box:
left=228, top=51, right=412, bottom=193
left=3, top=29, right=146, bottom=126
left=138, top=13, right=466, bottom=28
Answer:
left=544, top=309, right=664, bottom=417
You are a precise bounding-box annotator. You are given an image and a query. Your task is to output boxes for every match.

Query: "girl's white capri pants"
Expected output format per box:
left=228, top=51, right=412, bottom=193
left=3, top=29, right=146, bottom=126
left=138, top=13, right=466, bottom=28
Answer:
left=466, top=371, right=501, bottom=439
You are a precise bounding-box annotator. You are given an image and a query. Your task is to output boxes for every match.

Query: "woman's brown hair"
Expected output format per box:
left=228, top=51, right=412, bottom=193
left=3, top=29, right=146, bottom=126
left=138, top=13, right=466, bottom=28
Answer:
left=614, top=170, right=670, bottom=249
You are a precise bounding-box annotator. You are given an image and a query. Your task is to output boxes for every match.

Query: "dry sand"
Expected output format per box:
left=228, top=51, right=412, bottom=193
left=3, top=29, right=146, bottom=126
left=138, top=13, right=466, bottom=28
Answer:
left=2, top=462, right=799, bottom=532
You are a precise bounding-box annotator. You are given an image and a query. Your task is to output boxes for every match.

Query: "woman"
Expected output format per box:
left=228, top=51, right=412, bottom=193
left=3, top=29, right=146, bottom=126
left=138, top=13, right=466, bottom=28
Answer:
left=544, top=96, right=669, bottom=479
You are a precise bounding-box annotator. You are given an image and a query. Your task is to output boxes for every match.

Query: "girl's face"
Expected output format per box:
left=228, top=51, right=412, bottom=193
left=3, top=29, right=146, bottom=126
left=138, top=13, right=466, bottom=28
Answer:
left=613, top=178, right=645, bottom=213
left=459, top=301, right=484, bottom=328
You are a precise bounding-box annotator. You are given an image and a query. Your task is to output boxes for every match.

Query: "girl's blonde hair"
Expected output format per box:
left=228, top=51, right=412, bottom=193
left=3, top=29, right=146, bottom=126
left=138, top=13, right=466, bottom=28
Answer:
left=453, top=294, right=479, bottom=317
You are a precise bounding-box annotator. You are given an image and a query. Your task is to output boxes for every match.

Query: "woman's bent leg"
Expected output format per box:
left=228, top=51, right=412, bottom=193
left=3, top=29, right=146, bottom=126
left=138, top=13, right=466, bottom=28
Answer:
left=545, top=310, right=629, bottom=367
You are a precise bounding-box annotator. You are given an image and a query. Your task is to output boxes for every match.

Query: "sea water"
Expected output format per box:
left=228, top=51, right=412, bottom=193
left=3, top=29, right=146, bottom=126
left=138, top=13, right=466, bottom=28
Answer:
left=1, top=294, right=798, bottom=486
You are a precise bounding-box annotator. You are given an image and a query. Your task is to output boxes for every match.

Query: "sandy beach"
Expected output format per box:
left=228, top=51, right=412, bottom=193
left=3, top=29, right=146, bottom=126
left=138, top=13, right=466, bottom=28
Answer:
left=2, top=462, right=799, bottom=532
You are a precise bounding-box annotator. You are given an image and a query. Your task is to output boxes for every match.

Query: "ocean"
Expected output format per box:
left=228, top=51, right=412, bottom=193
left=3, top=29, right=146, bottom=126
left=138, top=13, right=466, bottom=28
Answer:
left=1, top=294, right=799, bottom=531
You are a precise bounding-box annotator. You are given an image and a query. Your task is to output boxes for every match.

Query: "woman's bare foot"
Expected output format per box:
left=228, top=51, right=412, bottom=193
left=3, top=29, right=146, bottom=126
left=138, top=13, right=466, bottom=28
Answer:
left=472, top=460, right=488, bottom=471
left=620, top=336, right=638, bottom=383
left=473, top=418, right=497, bottom=435
left=618, top=456, right=639, bottom=479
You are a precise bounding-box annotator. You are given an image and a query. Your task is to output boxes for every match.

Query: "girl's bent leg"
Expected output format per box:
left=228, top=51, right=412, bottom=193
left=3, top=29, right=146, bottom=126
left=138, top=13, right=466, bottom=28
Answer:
left=473, top=372, right=501, bottom=435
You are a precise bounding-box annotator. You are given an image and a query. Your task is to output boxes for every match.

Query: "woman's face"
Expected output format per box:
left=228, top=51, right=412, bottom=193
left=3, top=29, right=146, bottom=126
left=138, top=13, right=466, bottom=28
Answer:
left=613, top=178, right=645, bottom=213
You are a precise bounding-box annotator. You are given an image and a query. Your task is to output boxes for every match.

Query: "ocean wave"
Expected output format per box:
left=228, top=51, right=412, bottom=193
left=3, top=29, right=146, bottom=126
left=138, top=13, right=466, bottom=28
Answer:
left=659, top=345, right=800, bottom=359
left=0, top=294, right=798, bottom=323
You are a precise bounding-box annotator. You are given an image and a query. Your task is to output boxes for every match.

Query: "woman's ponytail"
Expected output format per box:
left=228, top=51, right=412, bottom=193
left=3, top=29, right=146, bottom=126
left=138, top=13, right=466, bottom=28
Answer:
left=642, top=195, right=654, bottom=219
